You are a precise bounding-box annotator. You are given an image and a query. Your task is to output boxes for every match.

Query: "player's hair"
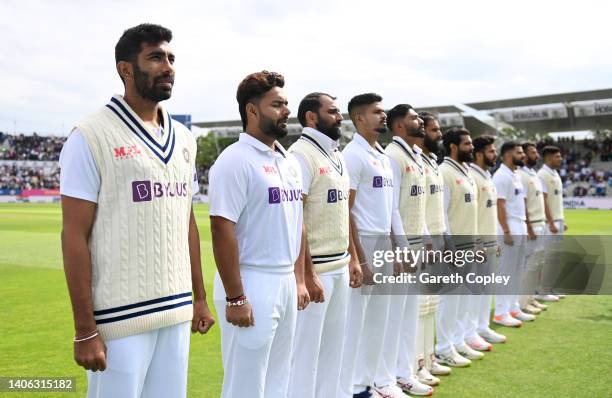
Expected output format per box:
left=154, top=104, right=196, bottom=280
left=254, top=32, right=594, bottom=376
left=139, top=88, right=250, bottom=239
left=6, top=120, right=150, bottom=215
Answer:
left=386, top=104, right=414, bottom=133
left=522, top=141, right=536, bottom=152
left=418, top=111, right=438, bottom=129
left=297, top=92, right=336, bottom=127
left=473, top=135, right=496, bottom=154
left=236, top=71, right=285, bottom=130
left=542, top=145, right=561, bottom=157
left=442, top=127, right=470, bottom=154
left=500, top=140, right=520, bottom=157
left=348, top=93, right=382, bottom=123
left=115, top=23, right=172, bottom=64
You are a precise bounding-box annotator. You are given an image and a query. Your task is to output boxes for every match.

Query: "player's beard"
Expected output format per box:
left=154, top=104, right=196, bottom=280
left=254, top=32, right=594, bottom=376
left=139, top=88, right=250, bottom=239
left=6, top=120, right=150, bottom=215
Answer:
left=408, top=123, right=426, bottom=138
left=424, top=135, right=441, bottom=153
left=526, top=156, right=538, bottom=168
left=316, top=118, right=342, bottom=141
left=485, top=154, right=497, bottom=168
left=375, top=123, right=388, bottom=134
left=458, top=149, right=473, bottom=163
left=260, top=114, right=288, bottom=140
left=513, top=156, right=525, bottom=167
left=133, top=63, right=173, bottom=102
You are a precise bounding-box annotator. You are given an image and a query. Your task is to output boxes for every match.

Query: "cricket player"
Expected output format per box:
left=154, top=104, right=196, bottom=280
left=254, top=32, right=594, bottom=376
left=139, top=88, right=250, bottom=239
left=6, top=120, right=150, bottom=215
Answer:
left=379, top=104, right=433, bottom=397
left=469, top=135, right=507, bottom=346
left=435, top=127, right=483, bottom=367
left=338, top=93, right=394, bottom=398
left=517, top=142, right=548, bottom=313
left=60, top=24, right=214, bottom=398
left=536, top=145, right=567, bottom=301
left=209, top=71, right=305, bottom=398
left=493, top=141, right=535, bottom=327
left=288, top=92, right=363, bottom=398
left=414, top=112, right=452, bottom=381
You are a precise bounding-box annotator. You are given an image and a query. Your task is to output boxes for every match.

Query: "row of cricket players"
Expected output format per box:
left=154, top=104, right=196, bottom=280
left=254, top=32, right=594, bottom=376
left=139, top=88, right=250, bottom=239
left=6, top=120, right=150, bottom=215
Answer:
left=209, top=78, right=567, bottom=398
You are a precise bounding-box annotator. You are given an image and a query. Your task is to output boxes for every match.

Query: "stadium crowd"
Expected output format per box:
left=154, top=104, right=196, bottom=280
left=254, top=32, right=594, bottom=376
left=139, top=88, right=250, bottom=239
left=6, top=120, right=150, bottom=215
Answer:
left=1, top=131, right=611, bottom=196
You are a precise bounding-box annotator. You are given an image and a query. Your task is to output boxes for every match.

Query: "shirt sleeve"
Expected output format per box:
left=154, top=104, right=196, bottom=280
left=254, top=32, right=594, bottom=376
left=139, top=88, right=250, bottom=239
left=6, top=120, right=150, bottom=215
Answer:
left=389, top=158, right=407, bottom=241
left=59, top=130, right=100, bottom=203
left=443, top=182, right=452, bottom=235
left=192, top=165, right=199, bottom=197
left=292, top=152, right=312, bottom=195
left=539, top=172, right=549, bottom=193
left=494, top=173, right=510, bottom=200
left=343, top=148, right=363, bottom=190
left=208, top=151, right=249, bottom=223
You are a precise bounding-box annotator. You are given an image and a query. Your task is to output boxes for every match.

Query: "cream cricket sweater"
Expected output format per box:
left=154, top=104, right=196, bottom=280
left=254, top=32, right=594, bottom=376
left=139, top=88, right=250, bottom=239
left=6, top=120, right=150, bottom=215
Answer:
left=74, top=95, right=196, bottom=340
left=289, top=129, right=350, bottom=273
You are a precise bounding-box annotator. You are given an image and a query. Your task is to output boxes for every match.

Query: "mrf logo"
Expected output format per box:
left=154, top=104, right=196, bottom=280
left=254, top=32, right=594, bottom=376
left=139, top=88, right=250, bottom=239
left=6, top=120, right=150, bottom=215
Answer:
left=262, top=165, right=278, bottom=175
left=268, top=187, right=303, bottom=204
left=372, top=176, right=393, bottom=188
left=132, top=181, right=188, bottom=202
left=114, top=145, right=142, bottom=159
left=319, top=166, right=332, bottom=175
left=327, top=189, right=349, bottom=203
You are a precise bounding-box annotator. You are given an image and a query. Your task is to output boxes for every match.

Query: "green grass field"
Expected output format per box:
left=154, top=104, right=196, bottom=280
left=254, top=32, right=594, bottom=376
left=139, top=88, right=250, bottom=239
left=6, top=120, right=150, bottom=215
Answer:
left=0, top=204, right=611, bottom=397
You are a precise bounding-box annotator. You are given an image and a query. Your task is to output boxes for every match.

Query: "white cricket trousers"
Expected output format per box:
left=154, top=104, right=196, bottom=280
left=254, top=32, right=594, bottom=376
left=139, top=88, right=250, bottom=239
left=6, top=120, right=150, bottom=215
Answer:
left=520, top=225, right=545, bottom=308
left=87, top=322, right=190, bottom=398
left=214, top=268, right=297, bottom=398
left=339, top=234, right=392, bottom=397
left=475, top=246, right=498, bottom=334
left=540, top=220, right=565, bottom=294
left=288, top=267, right=350, bottom=398
left=495, top=219, right=527, bottom=316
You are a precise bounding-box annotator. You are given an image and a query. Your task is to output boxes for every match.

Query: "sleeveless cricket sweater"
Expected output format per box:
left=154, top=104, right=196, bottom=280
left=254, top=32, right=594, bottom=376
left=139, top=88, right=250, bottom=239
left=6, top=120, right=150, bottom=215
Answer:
left=385, top=137, right=427, bottom=244
left=289, top=133, right=350, bottom=273
left=441, top=158, right=478, bottom=244
left=74, top=95, right=196, bottom=340
left=518, top=167, right=546, bottom=227
left=421, top=152, right=445, bottom=235
left=469, top=164, right=498, bottom=247
left=537, top=166, right=564, bottom=222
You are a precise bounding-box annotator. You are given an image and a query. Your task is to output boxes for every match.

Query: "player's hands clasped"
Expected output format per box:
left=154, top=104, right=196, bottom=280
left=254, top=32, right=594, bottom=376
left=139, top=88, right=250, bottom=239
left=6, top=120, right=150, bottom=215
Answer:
left=306, top=273, right=325, bottom=303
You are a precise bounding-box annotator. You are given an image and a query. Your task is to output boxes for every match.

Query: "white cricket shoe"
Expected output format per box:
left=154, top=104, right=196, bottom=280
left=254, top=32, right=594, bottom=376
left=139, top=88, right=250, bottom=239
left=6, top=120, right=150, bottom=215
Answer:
left=374, top=384, right=409, bottom=398
left=430, top=361, right=452, bottom=376
left=466, top=335, right=493, bottom=351
left=417, top=366, right=440, bottom=386
left=397, top=377, right=434, bottom=396
left=530, top=300, right=548, bottom=310
left=535, top=294, right=559, bottom=302
left=522, top=303, right=542, bottom=315
left=493, top=313, right=523, bottom=327
left=456, top=343, right=485, bottom=360
left=478, top=328, right=507, bottom=344
left=435, top=348, right=471, bottom=367
left=510, top=310, right=536, bottom=322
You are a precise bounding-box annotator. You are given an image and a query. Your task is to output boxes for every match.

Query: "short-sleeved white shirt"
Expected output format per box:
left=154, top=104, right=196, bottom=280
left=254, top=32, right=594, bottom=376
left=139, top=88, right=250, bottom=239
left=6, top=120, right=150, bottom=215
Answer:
left=208, top=133, right=303, bottom=272
left=342, top=132, right=394, bottom=234
left=59, top=129, right=199, bottom=203
left=492, top=163, right=526, bottom=221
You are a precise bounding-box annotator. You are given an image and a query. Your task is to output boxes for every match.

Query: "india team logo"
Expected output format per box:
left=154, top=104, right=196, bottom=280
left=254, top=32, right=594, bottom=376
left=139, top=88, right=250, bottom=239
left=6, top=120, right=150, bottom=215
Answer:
left=183, top=148, right=190, bottom=163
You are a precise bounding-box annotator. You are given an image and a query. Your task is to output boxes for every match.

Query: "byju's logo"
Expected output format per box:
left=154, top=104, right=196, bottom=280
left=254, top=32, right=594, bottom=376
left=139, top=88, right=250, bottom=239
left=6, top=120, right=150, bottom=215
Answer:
left=372, top=176, right=393, bottom=188
left=268, top=187, right=303, bottom=204
left=410, top=185, right=425, bottom=196
left=132, top=181, right=188, bottom=202
left=132, top=181, right=152, bottom=202
left=430, top=184, right=441, bottom=195
left=327, top=189, right=349, bottom=203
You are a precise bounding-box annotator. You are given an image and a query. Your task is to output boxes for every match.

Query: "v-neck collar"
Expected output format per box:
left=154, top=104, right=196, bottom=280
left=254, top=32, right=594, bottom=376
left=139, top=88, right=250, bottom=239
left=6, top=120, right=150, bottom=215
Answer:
left=301, top=128, right=343, bottom=175
left=444, top=157, right=473, bottom=185
left=105, top=95, right=176, bottom=164
left=391, top=136, right=423, bottom=175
